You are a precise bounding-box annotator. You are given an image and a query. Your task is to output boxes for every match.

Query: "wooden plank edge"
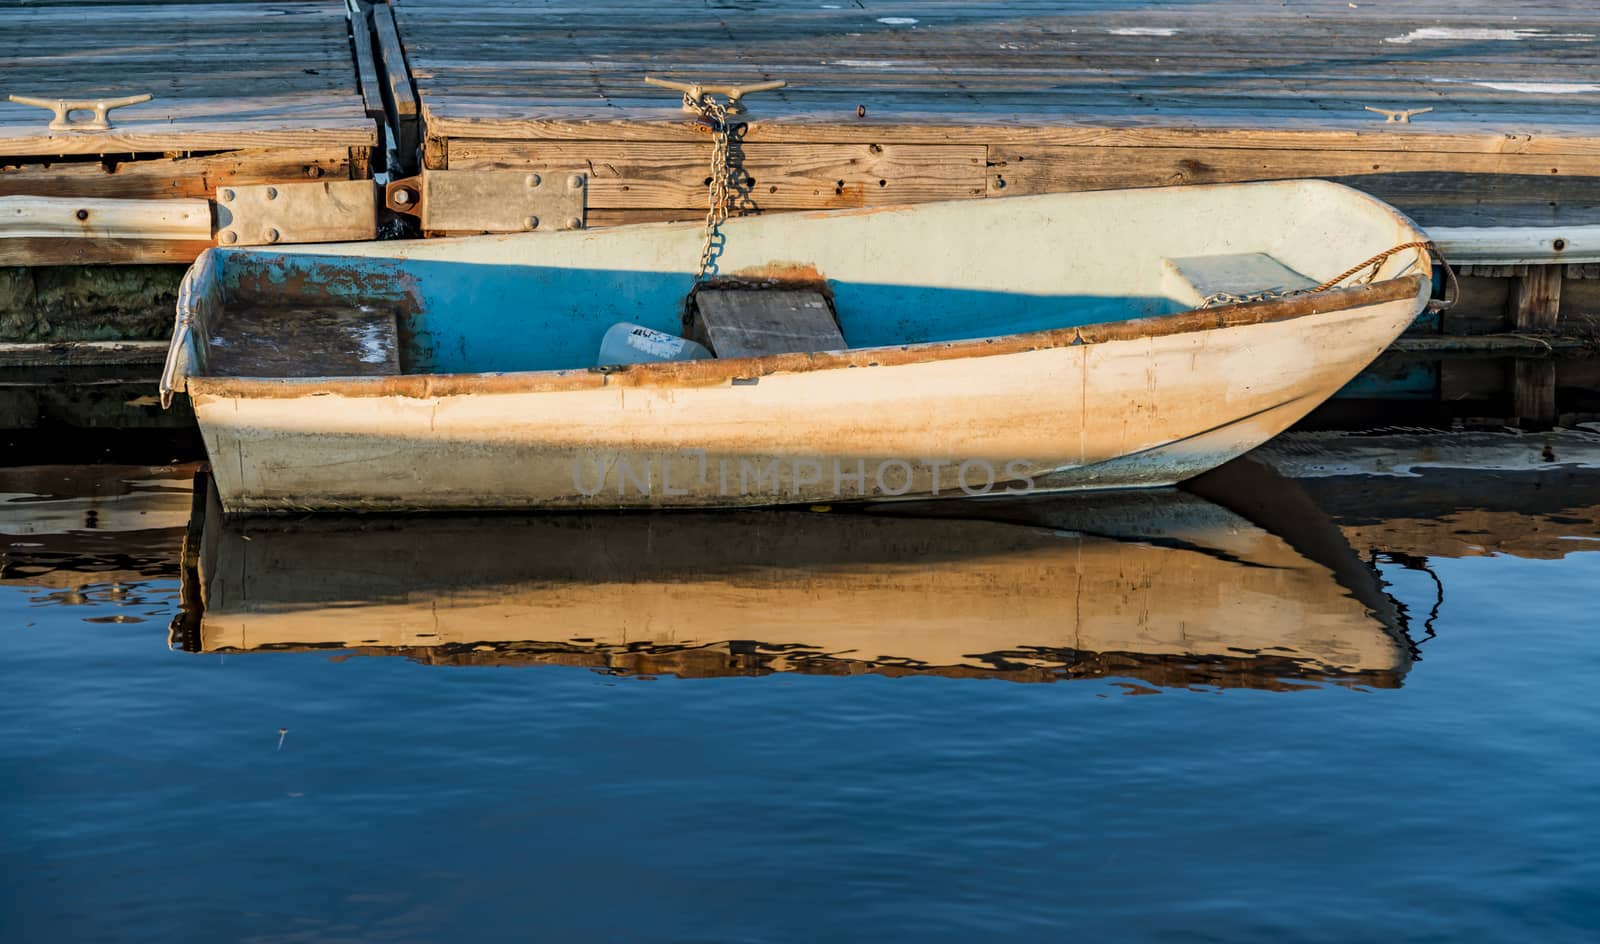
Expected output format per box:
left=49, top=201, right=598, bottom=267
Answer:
left=0, top=237, right=213, bottom=265
left=1510, top=265, right=1564, bottom=331
left=0, top=147, right=358, bottom=200
left=0, top=196, right=212, bottom=240
left=373, top=5, right=420, bottom=118
left=373, top=3, right=422, bottom=172
left=1432, top=225, right=1600, bottom=266
left=0, top=126, right=378, bottom=159
left=0, top=340, right=169, bottom=368
left=348, top=2, right=387, bottom=120
left=421, top=110, right=1600, bottom=155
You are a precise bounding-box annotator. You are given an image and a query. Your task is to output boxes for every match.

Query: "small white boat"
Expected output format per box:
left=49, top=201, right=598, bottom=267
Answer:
left=160, top=180, right=1436, bottom=513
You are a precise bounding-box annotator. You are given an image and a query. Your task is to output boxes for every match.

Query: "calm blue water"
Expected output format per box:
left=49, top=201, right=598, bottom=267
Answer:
left=3, top=476, right=1599, bottom=942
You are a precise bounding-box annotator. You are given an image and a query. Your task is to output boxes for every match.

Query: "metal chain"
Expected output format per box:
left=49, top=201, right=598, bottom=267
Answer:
left=1203, top=240, right=1456, bottom=310
left=682, top=90, right=735, bottom=279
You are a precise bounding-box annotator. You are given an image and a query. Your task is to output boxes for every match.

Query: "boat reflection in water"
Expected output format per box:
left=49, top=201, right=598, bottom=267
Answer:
left=171, top=458, right=1416, bottom=690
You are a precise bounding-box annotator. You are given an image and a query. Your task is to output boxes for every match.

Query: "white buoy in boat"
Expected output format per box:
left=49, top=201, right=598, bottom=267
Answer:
left=597, top=322, right=712, bottom=365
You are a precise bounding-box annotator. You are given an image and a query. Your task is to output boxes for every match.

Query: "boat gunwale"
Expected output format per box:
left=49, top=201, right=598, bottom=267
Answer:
left=181, top=273, right=1427, bottom=401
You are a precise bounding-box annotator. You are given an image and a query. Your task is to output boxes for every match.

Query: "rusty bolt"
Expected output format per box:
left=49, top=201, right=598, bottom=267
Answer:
left=566, top=217, right=583, bottom=230
left=265, top=187, right=279, bottom=200
left=526, top=216, right=540, bottom=230
left=526, top=173, right=542, bottom=188
left=305, top=165, right=323, bottom=179
left=219, top=189, right=235, bottom=202
left=220, top=231, right=238, bottom=245
left=263, top=228, right=280, bottom=243
left=75, top=208, right=89, bottom=221
left=567, top=174, right=585, bottom=190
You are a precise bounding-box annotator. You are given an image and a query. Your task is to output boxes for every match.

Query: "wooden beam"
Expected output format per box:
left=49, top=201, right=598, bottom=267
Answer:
left=0, top=237, right=213, bottom=266
left=395, top=0, right=1600, bottom=169
left=985, top=145, right=1600, bottom=196
left=372, top=5, right=419, bottom=123
left=0, top=196, right=210, bottom=239
left=348, top=2, right=387, bottom=120
left=447, top=140, right=987, bottom=212
left=372, top=3, right=421, bottom=172
left=0, top=124, right=377, bottom=159
left=0, top=2, right=375, bottom=156
left=421, top=108, right=1600, bottom=156
left=585, top=208, right=699, bottom=227
left=0, top=195, right=212, bottom=265
left=0, top=340, right=167, bottom=368
left=1509, top=264, right=1564, bottom=331
left=1430, top=225, right=1600, bottom=266
left=0, top=147, right=357, bottom=200
left=349, top=145, right=374, bottom=180
left=423, top=135, right=448, bottom=171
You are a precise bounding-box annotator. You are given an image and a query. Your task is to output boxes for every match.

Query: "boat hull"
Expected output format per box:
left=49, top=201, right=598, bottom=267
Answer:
left=192, top=288, right=1422, bottom=513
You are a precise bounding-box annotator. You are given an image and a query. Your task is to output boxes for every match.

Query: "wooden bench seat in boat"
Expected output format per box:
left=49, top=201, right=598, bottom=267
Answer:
left=686, top=289, right=846, bottom=358
left=204, top=305, right=401, bottom=378
left=1161, top=253, right=1319, bottom=308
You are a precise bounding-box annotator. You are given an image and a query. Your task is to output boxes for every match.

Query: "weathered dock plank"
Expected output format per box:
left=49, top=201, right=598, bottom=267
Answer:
left=397, top=0, right=1600, bottom=235
left=370, top=1, right=421, bottom=170
left=1511, top=264, right=1565, bottom=330
left=0, top=0, right=380, bottom=269
left=0, top=148, right=359, bottom=200
left=449, top=139, right=988, bottom=211
left=392, top=0, right=1600, bottom=334
left=0, top=1, right=375, bottom=157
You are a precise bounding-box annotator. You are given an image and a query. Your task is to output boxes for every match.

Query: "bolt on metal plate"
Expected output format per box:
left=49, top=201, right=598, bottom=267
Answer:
left=413, top=169, right=587, bottom=234
left=214, top=180, right=378, bottom=247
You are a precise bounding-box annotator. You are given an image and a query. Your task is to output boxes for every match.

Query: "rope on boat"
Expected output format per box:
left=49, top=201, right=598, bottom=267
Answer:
left=1203, top=240, right=1458, bottom=311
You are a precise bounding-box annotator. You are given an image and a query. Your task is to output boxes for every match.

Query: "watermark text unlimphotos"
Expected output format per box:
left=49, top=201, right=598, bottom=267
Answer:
left=572, top=452, right=1037, bottom=499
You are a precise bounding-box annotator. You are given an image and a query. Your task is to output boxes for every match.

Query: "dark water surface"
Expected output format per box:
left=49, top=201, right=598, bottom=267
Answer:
left=4, top=435, right=1599, bottom=943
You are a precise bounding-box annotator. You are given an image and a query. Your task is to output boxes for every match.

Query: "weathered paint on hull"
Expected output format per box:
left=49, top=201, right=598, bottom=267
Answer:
left=193, top=292, right=1421, bottom=513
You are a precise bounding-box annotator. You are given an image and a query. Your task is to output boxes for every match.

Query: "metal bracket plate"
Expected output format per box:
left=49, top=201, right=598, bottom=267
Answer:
left=385, top=169, right=587, bottom=234
left=215, top=180, right=378, bottom=247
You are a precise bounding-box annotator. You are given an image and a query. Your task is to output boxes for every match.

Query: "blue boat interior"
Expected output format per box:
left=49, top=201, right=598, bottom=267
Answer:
left=195, top=249, right=1219, bottom=378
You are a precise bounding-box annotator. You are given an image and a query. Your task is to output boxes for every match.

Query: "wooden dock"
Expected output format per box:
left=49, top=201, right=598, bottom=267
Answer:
left=401, top=0, right=1600, bottom=230
left=0, top=0, right=379, bottom=265
left=400, top=0, right=1598, bottom=340
left=1, top=0, right=1598, bottom=364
